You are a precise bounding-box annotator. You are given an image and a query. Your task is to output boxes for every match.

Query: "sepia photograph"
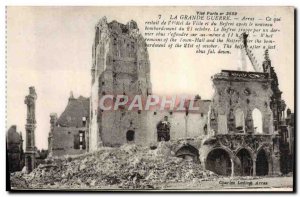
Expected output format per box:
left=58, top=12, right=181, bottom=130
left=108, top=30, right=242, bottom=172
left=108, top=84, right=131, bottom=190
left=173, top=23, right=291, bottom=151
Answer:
left=5, top=6, right=295, bottom=192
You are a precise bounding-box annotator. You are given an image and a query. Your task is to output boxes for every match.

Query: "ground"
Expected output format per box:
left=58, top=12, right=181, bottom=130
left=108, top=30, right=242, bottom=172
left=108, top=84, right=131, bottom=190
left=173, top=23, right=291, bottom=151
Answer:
left=10, top=143, right=293, bottom=191
left=166, top=177, right=293, bottom=191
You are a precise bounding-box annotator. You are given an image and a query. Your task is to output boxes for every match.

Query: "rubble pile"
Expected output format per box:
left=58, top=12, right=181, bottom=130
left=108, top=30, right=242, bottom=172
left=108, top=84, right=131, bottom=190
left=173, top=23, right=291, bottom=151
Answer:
left=11, top=143, right=217, bottom=189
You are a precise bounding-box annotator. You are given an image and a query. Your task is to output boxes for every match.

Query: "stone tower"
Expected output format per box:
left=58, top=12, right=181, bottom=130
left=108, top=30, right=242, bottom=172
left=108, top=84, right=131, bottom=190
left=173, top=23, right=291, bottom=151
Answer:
left=24, top=86, right=37, bottom=173
left=89, top=17, right=152, bottom=150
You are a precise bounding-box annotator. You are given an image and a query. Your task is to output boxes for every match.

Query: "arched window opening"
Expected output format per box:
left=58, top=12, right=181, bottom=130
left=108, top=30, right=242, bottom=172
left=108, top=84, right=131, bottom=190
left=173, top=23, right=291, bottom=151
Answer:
left=126, top=130, right=135, bottom=142
left=252, top=108, right=263, bottom=134
left=175, top=145, right=200, bottom=163
left=237, top=149, right=253, bottom=176
left=206, top=149, right=231, bottom=176
left=157, top=116, right=170, bottom=142
left=256, top=149, right=269, bottom=176
left=235, top=108, right=245, bottom=133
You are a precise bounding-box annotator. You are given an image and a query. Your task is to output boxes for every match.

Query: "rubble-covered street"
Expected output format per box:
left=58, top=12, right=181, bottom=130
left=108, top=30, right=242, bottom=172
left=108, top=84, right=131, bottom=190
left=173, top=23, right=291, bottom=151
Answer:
left=10, top=143, right=293, bottom=191
left=10, top=143, right=217, bottom=190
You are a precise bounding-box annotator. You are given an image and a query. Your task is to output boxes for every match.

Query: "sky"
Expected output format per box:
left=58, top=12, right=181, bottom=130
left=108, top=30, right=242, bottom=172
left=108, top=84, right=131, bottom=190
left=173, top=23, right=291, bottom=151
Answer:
left=6, top=6, right=294, bottom=149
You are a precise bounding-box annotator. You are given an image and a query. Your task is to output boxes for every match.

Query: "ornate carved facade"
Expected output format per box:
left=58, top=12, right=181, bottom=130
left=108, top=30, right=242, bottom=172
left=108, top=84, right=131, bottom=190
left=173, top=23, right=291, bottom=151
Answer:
left=43, top=19, right=293, bottom=177
left=202, top=134, right=277, bottom=176
left=208, top=69, right=274, bottom=135
left=202, top=50, right=290, bottom=176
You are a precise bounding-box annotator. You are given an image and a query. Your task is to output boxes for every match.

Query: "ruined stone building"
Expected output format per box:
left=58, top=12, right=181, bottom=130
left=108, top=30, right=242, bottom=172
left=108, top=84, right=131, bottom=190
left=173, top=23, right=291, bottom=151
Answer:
left=279, top=108, right=294, bottom=174
left=87, top=17, right=212, bottom=150
left=47, top=18, right=294, bottom=176
left=48, top=17, right=209, bottom=156
left=200, top=44, right=293, bottom=176
left=48, top=93, right=89, bottom=157
left=6, top=125, right=24, bottom=173
left=202, top=69, right=279, bottom=176
left=7, top=125, right=48, bottom=173
left=89, top=17, right=152, bottom=149
left=285, top=109, right=294, bottom=158
left=8, top=87, right=48, bottom=173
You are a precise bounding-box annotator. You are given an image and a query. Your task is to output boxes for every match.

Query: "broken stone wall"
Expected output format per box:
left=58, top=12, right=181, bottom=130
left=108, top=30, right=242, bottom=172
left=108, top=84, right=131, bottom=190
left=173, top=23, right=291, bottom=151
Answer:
left=89, top=17, right=209, bottom=149
left=145, top=110, right=208, bottom=145
left=209, top=71, right=274, bottom=135
left=100, top=111, right=142, bottom=146
left=51, top=127, right=86, bottom=157
left=89, top=17, right=111, bottom=151
left=186, top=112, right=208, bottom=137
left=98, top=108, right=208, bottom=147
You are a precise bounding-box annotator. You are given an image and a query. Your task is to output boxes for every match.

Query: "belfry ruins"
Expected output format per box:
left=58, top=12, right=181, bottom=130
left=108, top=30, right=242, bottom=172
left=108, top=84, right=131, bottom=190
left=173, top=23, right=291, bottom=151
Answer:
left=45, top=17, right=294, bottom=177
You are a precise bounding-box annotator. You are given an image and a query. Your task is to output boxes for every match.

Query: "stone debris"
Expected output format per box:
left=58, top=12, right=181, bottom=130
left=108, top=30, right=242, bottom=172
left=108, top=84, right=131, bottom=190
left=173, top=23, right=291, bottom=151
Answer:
left=10, top=172, right=28, bottom=189
left=10, top=143, right=217, bottom=190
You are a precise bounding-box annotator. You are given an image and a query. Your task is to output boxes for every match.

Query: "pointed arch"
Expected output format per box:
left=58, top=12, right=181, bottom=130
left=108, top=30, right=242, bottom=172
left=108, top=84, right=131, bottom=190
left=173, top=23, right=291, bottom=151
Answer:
left=175, top=144, right=199, bottom=163
left=252, top=108, right=263, bottom=133
left=206, top=148, right=232, bottom=176
left=236, top=148, right=253, bottom=176
left=256, top=149, right=269, bottom=176
left=235, top=108, right=245, bottom=133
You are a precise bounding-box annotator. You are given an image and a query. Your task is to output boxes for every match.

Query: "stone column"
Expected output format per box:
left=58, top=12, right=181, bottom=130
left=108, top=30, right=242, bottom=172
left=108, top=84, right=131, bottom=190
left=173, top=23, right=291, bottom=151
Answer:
left=271, top=137, right=281, bottom=175
left=231, top=158, right=235, bottom=177
left=24, top=86, right=37, bottom=173
left=252, top=158, right=256, bottom=177
left=48, top=113, right=57, bottom=157
left=269, top=158, right=273, bottom=175
left=202, top=158, right=207, bottom=169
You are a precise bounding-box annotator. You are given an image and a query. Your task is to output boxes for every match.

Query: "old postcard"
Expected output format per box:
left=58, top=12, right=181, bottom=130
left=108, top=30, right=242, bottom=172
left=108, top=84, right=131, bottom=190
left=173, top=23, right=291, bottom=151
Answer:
left=6, top=6, right=295, bottom=192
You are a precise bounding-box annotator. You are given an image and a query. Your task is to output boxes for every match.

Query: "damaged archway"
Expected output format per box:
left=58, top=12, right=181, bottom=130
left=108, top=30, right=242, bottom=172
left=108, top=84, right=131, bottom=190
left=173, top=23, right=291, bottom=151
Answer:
left=236, top=148, right=253, bottom=176
left=157, top=116, right=171, bottom=142
left=175, top=144, right=200, bottom=163
left=256, top=149, right=269, bottom=176
left=205, top=148, right=232, bottom=176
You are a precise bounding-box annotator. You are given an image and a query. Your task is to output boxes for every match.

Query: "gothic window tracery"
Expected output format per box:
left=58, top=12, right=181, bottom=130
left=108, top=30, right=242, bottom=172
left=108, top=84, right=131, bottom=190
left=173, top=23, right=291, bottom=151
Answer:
left=252, top=108, right=263, bottom=134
